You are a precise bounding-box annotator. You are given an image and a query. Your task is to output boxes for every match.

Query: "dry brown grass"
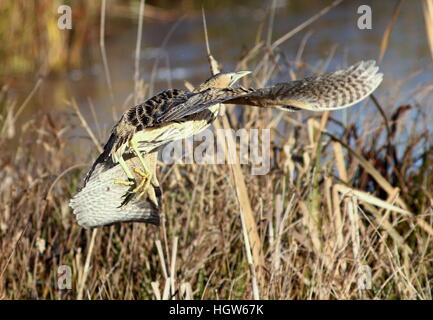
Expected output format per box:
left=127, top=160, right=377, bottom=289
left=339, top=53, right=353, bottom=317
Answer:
left=0, top=1, right=433, bottom=300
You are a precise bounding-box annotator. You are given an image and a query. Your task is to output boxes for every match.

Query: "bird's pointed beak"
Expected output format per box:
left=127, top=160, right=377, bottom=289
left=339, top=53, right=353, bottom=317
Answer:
left=229, top=71, right=252, bottom=87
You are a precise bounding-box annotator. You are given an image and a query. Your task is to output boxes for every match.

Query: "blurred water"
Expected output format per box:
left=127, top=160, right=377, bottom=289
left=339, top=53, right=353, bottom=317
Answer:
left=11, top=0, right=433, bottom=151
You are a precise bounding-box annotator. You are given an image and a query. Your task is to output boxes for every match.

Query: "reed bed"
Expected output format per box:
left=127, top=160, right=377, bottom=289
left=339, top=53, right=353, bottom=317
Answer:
left=0, top=1, right=432, bottom=300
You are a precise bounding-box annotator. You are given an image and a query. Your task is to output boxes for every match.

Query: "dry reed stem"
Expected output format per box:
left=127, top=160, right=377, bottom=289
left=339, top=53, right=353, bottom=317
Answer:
left=202, top=6, right=264, bottom=296
left=335, top=184, right=411, bottom=216
left=378, top=0, right=404, bottom=63
left=155, top=239, right=168, bottom=279
left=0, top=224, right=29, bottom=283
left=332, top=141, right=348, bottom=182
left=87, top=98, right=103, bottom=142
left=169, top=236, right=178, bottom=298
left=99, top=0, right=115, bottom=118
left=134, top=0, right=145, bottom=105
left=326, top=129, right=433, bottom=237
left=12, top=78, right=43, bottom=123
left=423, top=0, right=433, bottom=61
left=323, top=130, right=408, bottom=209
left=240, top=209, right=260, bottom=300
left=2, top=1, right=432, bottom=301
left=271, top=0, right=344, bottom=49
left=77, top=229, right=98, bottom=300
left=69, top=99, right=102, bottom=153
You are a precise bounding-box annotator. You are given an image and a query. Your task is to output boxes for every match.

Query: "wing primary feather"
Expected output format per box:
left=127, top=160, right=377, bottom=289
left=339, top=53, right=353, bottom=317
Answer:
left=154, top=60, right=383, bottom=122
left=83, top=132, right=116, bottom=186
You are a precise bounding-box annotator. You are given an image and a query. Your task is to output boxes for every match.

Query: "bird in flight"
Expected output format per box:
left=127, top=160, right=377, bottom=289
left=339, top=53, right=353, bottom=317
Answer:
left=81, top=60, right=383, bottom=208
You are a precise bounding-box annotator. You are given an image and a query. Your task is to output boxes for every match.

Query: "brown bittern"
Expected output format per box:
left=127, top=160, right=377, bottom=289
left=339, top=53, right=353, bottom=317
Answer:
left=82, top=60, right=382, bottom=207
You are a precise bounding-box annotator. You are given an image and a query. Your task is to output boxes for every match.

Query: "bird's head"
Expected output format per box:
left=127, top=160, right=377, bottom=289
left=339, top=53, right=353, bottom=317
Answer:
left=198, top=71, right=251, bottom=90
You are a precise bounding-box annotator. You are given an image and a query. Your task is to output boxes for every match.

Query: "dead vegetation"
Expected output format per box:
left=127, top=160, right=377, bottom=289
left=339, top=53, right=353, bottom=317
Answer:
left=0, top=0, right=432, bottom=300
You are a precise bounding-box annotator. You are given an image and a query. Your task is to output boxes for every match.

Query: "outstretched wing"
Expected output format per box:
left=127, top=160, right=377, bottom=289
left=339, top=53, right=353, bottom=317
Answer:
left=156, top=60, right=383, bottom=122
left=227, top=60, right=383, bottom=111
left=83, top=61, right=382, bottom=186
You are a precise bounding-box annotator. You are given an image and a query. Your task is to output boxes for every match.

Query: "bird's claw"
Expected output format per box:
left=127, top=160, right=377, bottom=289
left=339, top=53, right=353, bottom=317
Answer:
left=114, top=178, right=138, bottom=208
left=132, top=168, right=159, bottom=207
left=114, top=169, right=158, bottom=208
left=119, top=190, right=136, bottom=207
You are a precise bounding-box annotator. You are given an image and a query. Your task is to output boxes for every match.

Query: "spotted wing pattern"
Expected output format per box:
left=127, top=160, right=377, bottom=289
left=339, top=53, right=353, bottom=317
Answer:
left=83, top=60, right=382, bottom=186
left=156, top=60, right=383, bottom=121
left=226, top=60, right=383, bottom=111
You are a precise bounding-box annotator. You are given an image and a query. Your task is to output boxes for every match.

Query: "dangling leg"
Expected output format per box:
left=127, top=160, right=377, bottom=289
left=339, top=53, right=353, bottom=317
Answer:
left=129, top=140, right=151, bottom=178
left=113, top=153, right=138, bottom=207
left=130, top=140, right=159, bottom=207
left=113, top=153, right=135, bottom=184
left=128, top=140, right=155, bottom=200
left=113, top=141, right=159, bottom=208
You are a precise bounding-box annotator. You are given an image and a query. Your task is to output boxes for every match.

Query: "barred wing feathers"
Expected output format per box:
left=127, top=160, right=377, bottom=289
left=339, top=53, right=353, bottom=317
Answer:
left=156, top=60, right=383, bottom=121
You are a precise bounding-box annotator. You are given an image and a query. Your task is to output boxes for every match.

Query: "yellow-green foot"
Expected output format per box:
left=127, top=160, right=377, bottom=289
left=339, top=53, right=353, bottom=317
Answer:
left=132, top=168, right=158, bottom=207
left=113, top=168, right=158, bottom=208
